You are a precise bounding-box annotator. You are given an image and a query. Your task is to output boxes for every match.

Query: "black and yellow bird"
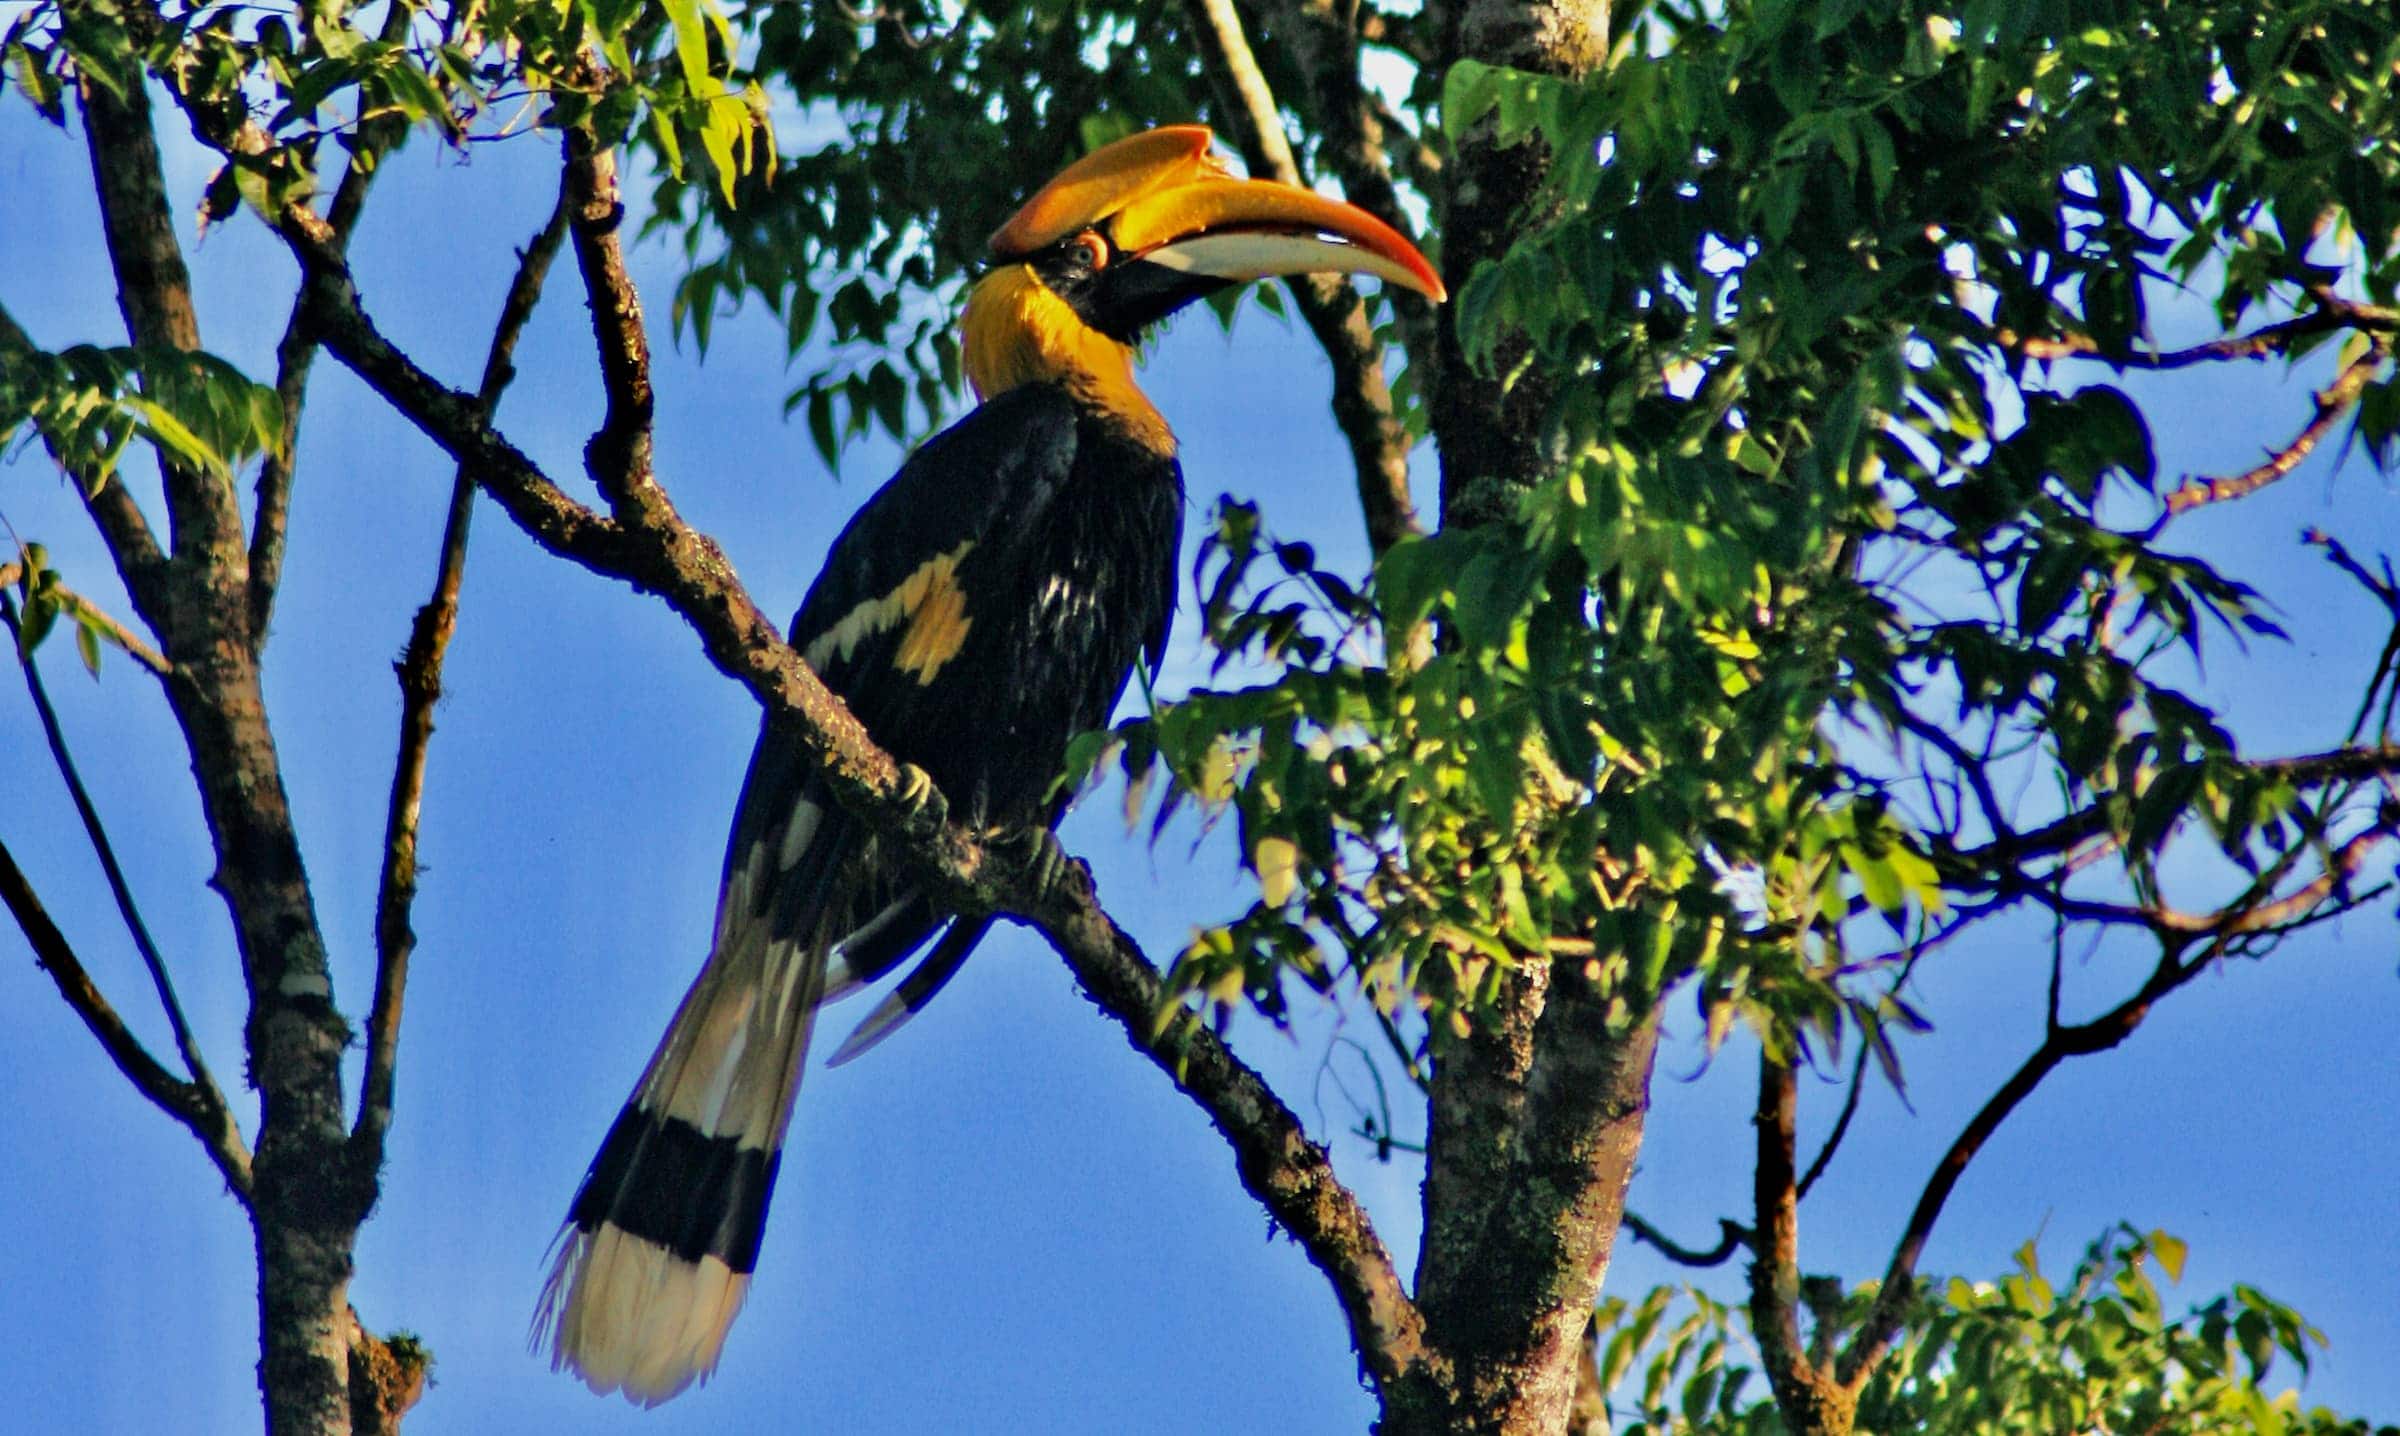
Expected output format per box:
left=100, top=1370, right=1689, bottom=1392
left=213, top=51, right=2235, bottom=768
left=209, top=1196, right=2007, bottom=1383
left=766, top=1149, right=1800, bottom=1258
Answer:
left=534, top=125, right=1444, bottom=1403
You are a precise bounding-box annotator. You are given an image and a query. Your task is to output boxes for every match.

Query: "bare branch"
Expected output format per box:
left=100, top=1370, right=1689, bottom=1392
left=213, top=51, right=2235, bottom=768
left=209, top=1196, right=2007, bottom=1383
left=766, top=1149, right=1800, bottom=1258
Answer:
left=0, top=838, right=252, bottom=1198
left=248, top=0, right=420, bottom=647
left=1794, top=1041, right=1870, bottom=1203
left=2159, top=339, right=2388, bottom=517
left=1182, top=0, right=1422, bottom=555
left=1621, top=1210, right=1748, bottom=1268
left=354, top=185, right=572, bottom=1161
left=562, top=129, right=663, bottom=517
left=4, top=591, right=221, bottom=1105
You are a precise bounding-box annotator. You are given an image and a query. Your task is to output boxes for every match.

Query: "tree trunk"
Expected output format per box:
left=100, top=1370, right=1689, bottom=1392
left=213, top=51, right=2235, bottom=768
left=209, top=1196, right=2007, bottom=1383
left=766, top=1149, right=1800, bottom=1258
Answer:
left=1387, top=2, right=1651, bottom=1429
left=71, top=31, right=376, bottom=1430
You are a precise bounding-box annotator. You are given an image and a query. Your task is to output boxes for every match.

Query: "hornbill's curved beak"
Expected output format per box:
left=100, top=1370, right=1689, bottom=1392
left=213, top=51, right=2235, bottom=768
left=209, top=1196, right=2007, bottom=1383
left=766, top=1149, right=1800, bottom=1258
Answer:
left=989, top=125, right=1445, bottom=336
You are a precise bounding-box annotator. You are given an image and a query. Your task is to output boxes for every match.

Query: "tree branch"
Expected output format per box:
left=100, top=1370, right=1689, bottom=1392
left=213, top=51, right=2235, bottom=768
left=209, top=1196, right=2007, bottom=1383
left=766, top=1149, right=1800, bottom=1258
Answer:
left=2000, top=297, right=2397, bottom=369
left=2159, top=338, right=2388, bottom=517
left=4, top=590, right=222, bottom=1105
left=1749, top=1053, right=1853, bottom=1434
left=266, top=150, right=1428, bottom=1387
left=0, top=304, right=171, bottom=634
left=1794, top=1041, right=1870, bottom=1203
left=247, top=1, right=420, bottom=648
left=1181, top=0, right=1423, bottom=555
left=1838, top=821, right=2394, bottom=1390
left=0, top=559, right=170, bottom=676
left=1620, top=1210, right=1748, bottom=1268
left=353, top=185, right=572, bottom=1162
left=0, top=837, right=253, bottom=1198
left=563, top=125, right=667, bottom=524
left=73, top=24, right=246, bottom=577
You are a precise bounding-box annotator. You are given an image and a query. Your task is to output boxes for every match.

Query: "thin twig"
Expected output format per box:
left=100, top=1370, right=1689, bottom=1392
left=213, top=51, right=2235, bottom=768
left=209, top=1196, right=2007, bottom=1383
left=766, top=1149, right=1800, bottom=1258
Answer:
left=1998, top=301, right=2392, bottom=369
left=1793, top=1041, right=1869, bottom=1203
left=3, top=591, right=222, bottom=1110
left=1837, top=824, right=2394, bottom=1390
left=0, top=561, right=170, bottom=675
left=0, top=838, right=253, bottom=1198
left=354, top=185, right=572, bottom=1160
left=1621, top=1209, right=1749, bottom=1268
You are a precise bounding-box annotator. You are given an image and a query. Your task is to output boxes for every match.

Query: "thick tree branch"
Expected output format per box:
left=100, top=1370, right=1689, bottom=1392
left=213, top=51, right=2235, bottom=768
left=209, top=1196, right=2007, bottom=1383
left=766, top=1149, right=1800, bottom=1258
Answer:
left=73, top=27, right=361, bottom=1426
left=73, top=35, right=246, bottom=577
left=354, top=186, right=572, bottom=1163
left=1181, top=0, right=1423, bottom=555
left=268, top=158, right=1427, bottom=1387
left=0, top=838, right=253, bottom=1198
left=562, top=129, right=665, bottom=517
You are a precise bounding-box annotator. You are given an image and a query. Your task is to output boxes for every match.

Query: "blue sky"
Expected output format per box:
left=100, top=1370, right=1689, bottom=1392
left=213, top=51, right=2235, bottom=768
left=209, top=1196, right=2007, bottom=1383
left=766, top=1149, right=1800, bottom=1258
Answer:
left=3, top=89, right=2396, bottom=1433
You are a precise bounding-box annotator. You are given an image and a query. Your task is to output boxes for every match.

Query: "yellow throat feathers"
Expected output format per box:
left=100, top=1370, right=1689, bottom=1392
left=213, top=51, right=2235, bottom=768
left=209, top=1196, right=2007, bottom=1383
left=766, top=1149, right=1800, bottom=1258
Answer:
left=959, top=266, right=1173, bottom=454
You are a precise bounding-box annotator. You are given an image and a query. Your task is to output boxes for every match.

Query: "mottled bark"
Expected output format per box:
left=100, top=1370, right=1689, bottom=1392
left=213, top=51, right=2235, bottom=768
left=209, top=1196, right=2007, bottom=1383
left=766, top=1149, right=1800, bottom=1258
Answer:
left=1429, top=0, right=1609, bottom=525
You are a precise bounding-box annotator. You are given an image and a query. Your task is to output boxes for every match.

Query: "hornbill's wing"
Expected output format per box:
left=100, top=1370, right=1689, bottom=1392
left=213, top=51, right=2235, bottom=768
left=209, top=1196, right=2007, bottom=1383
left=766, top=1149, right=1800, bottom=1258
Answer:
left=722, top=382, right=1089, bottom=1002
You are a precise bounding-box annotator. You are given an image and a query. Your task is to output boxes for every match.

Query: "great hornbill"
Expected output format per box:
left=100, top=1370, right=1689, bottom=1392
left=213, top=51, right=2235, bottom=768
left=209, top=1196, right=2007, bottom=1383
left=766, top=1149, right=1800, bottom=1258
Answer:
left=535, top=125, right=1444, bottom=1404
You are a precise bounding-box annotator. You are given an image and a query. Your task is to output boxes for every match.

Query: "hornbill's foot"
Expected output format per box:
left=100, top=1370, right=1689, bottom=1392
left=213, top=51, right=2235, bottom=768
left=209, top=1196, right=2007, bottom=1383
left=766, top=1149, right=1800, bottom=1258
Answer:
left=989, top=825, right=1090, bottom=907
left=891, top=761, right=947, bottom=830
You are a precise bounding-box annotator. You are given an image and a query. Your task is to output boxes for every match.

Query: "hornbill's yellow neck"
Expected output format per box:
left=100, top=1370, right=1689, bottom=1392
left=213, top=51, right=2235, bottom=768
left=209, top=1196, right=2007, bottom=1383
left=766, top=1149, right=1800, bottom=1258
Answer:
left=961, top=265, right=1171, bottom=453
left=960, top=124, right=1446, bottom=462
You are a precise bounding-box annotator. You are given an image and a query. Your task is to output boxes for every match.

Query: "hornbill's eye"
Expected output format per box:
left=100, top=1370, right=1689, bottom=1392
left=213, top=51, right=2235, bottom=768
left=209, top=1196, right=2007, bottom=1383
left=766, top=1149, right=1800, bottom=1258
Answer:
left=1070, top=230, right=1108, bottom=270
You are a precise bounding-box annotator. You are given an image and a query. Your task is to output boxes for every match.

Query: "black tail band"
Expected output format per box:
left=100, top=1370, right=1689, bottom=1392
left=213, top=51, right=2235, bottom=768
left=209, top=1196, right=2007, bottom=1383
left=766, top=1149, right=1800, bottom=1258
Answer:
left=569, top=1106, right=780, bottom=1273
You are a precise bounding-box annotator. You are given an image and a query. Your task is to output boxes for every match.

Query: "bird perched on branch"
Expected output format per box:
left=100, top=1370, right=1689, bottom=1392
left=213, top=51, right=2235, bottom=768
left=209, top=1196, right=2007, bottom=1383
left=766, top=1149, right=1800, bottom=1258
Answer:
left=536, top=123, right=1445, bottom=1404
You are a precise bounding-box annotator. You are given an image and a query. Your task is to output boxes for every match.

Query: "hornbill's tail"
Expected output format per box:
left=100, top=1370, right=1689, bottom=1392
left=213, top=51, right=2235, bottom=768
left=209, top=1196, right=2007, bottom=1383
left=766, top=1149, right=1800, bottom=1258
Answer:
left=535, top=792, right=903, bottom=1404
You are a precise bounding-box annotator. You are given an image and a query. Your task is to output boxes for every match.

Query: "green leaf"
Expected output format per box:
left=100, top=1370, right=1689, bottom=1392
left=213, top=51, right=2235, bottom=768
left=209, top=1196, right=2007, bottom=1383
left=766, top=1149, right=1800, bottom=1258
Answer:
left=7, top=40, right=64, bottom=125
left=2149, top=1230, right=2187, bottom=1284
left=660, top=0, right=713, bottom=92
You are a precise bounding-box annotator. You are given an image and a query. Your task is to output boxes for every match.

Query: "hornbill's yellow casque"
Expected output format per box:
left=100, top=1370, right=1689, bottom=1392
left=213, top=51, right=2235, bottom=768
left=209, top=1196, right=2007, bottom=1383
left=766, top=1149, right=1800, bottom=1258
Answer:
left=534, top=125, right=1445, bottom=1404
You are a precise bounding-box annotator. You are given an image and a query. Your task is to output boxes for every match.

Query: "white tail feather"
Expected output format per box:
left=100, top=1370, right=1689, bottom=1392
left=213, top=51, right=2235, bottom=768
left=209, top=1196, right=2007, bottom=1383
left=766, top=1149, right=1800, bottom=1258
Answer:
left=539, top=881, right=829, bottom=1401
left=539, top=1226, right=749, bottom=1406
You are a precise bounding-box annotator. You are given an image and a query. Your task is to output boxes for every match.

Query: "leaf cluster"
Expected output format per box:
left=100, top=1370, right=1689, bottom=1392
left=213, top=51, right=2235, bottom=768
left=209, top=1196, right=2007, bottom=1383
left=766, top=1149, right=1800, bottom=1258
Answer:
left=1592, top=1229, right=2394, bottom=1435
